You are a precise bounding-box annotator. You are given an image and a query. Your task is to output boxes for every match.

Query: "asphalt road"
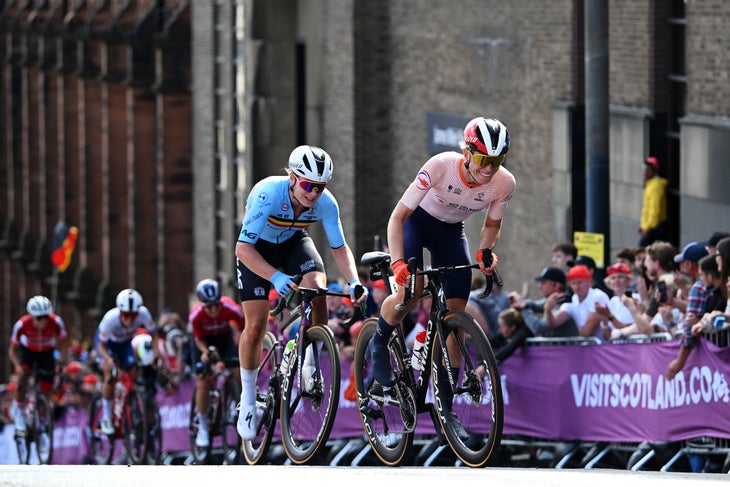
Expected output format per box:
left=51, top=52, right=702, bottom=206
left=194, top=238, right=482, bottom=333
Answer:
left=0, top=465, right=727, bottom=487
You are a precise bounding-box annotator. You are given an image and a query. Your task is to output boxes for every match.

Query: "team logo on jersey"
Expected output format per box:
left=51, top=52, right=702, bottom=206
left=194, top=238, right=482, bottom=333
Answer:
left=415, top=170, right=431, bottom=190
left=434, top=194, right=447, bottom=204
left=247, top=211, right=264, bottom=224
left=254, top=287, right=266, bottom=297
left=257, top=192, right=268, bottom=204
left=475, top=192, right=485, bottom=202
left=281, top=204, right=289, bottom=211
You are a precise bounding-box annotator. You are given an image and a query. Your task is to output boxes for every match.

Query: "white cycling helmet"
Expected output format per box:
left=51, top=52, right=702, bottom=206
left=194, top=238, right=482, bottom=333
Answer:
left=131, top=334, right=154, bottom=366
left=288, top=145, right=333, bottom=183
left=27, top=295, right=53, bottom=317
left=116, top=288, right=143, bottom=313
left=463, top=117, right=510, bottom=156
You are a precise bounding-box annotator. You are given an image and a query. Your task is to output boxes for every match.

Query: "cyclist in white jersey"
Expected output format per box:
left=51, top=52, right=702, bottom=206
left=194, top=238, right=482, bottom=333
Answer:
left=369, top=117, right=516, bottom=411
left=234, top=145, right=368, bottom=440
left=95, top=288, right=158, bottom=434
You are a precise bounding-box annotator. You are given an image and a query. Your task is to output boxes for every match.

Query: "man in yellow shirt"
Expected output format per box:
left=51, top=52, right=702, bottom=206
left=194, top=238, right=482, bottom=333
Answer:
left=639, top=156, right=668, bottom=247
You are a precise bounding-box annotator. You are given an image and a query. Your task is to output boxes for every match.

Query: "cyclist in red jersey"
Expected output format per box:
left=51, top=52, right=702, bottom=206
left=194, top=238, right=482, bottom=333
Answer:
left=189, top=278, right=245, bottom=447
left=8, top=296, right=68, bottom=434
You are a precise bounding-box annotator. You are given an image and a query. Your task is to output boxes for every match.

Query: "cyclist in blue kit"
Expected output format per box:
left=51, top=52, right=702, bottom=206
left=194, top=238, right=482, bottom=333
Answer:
left=234, top=145, right=368, bottom=440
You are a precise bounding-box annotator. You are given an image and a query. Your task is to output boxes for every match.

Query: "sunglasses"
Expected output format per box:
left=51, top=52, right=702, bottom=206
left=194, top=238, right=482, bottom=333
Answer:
left=204, top=301, right=221, bottom=309
left=121, top=311, right=138, bottom=319
left=469, top=147, right=506, bottom=169
left=297, top=178, right=327, bottom=194
left=35, top=315, right=49, bottom=321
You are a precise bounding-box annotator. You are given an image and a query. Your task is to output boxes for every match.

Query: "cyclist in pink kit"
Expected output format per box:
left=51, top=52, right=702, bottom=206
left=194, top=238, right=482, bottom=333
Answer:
left=369, top=117, right=516, bottom=434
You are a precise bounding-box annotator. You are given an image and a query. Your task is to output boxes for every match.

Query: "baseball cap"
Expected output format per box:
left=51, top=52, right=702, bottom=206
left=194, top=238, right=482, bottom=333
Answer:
left=574, top=255, right=596, bottom=269
left=607, top=262, right=631, bottom=276
left=566, top=265, right=592, bottom=282
left=534, top=267, right=566, bottom=286
left=702, top=231, right=730, bottom=248
left=645, top=156, right=659, bottom=171
left=674, top=242, right=709, bottom=263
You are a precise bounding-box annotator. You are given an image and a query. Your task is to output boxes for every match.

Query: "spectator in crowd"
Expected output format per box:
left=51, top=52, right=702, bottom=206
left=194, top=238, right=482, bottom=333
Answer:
left=639, top=155, right=668, bottom=247
left=508, top=267, right=579, bottom=337
left=593, top=263, right=636, bottom=339
left=467, top=274, right=509, bottom=336
left=702, top=230, right=730, bottom=255
left=551, top=242, right=577, bottom=273
left=157, top=311, right=189, bottom=389
left=574, top=255, right=613, bottom=298
left=640, top=241, right=678, bottom=317
left=672, top=242, right=710, bottom=318
left=546, top=265, right=611, bottom=341
left=489, top=307, right=534, bottom=365
left=667, top=253, right=727, bottom=380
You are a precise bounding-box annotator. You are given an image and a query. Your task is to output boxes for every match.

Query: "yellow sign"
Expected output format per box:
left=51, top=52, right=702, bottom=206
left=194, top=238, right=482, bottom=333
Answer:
left=573, top=231, right=605, bottom=269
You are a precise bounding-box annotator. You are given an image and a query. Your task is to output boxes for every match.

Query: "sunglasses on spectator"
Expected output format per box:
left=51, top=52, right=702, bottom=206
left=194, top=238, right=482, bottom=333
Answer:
left=121, top=311, right=138, bottom=319
left=297, top=178, right=327, bottom=194
left=468, top=146, right=505, bottom=169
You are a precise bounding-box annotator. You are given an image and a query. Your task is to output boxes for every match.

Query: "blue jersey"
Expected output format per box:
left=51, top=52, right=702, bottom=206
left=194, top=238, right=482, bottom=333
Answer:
left=238, top=176, right=347, bottom=248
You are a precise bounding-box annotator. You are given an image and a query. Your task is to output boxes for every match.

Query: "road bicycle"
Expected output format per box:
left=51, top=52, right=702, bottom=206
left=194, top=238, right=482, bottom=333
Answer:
left=14, top=372, right=54, bottom=465
left=353, top=252, right=504, bottom=467
left=188, top=346, right=242, bottom=465
left=87, top=366, right=148, bottom=464
left=242, top=281, right=361, bottom=465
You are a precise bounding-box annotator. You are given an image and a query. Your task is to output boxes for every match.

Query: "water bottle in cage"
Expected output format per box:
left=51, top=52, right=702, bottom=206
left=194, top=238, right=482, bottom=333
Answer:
left=411, top=330, right=427, bottom=371
left=279, top=339, right=296, bottom=373
left=113, top=381, right=125, bottom=419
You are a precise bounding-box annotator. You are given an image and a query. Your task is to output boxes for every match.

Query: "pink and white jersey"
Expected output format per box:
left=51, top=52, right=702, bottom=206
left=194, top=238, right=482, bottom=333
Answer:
left=399, top=152, right=516, bottom=224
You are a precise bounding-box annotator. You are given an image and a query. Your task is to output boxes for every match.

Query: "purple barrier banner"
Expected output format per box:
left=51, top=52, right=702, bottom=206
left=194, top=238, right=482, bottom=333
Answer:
left=499, top=339, right=730, bottom=442
left=158, top=380, right=194, bottom=451
left=52, top=407, right=90, bottom=464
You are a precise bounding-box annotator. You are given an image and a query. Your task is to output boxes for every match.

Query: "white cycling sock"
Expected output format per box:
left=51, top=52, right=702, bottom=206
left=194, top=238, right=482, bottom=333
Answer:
left=240, top=367, right=257, bottom=406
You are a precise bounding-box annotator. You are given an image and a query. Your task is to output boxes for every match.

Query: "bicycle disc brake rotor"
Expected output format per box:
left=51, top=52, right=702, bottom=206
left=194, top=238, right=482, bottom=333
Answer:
left=395, top=381, right=416, bottom=433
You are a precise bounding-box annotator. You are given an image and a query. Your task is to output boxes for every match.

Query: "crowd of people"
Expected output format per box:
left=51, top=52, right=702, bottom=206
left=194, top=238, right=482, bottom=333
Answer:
left=2, top=118, right=729, bottom=471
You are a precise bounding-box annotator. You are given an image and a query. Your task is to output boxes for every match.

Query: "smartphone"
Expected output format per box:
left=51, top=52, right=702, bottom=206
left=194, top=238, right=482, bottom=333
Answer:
left=656, top=281, right=668, bottom=303
left=624, top=290, right=633, bottom=298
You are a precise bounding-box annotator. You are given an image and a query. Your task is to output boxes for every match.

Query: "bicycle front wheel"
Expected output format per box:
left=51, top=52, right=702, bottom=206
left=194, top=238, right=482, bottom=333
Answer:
left=280, top=324, right=340, bottom=464
left=220, top=377, right=242, bottom=465
left=34, top=395, right=54, bottom=465
left=88, top=394, right=115, bottom=465
left=123, top=390, right=148, bottom=465
left=431, top=310, right=503, bottom=467
left=145, top=401, right=162, bottom=465
left=242, top=331, right=279, bottom=465
left=353, top=318, right=413, bottom=466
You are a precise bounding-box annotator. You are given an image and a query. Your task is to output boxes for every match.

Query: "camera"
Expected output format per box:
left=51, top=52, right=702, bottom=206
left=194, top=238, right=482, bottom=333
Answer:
left=562, top=290, right=572, bottom=302
left=656, top=281, right=668, bottom=303
left=624, top=290, right=633, bottom=298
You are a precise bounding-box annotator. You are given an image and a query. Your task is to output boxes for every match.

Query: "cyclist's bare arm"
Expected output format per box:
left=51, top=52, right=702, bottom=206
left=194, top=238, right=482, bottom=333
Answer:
left=386, top=202, right=415, bottom=264
left=330, top=244, right=367, bottom=303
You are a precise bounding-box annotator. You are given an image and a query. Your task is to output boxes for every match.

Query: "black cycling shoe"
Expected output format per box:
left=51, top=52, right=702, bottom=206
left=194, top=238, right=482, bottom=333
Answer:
left=445, top=411, right=469, bottom=441
left=367, top=336, right=395, bottom=387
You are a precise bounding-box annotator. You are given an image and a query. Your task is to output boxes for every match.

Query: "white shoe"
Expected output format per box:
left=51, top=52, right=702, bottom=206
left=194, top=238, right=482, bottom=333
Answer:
left=100, top=418, right=115, bottom=436
left=237, top=402, right=257, bottom=440
left=195, top=427, right=210, bottom=447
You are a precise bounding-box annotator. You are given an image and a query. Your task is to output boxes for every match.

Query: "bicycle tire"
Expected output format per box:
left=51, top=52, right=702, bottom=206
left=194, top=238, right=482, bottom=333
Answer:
left=34, top=394, right=54, bottom=465
left=431, top=310, right=503, bottom=467
left=353, top=317, right=414, bottom=466
left=145, top=400, right=162, bottom=465
left=279, top=324, right=340, bottom=464
left=123, top=389, right=148, bottom=465
left=15, top=429, right=30, bottom=464
left=88, top=394, right=115, bottom=465
left=220, top=377, right=242, bottom=464
left=188, top=386, right=212, bottom=464
left=242, top=331, right=279, bottom=465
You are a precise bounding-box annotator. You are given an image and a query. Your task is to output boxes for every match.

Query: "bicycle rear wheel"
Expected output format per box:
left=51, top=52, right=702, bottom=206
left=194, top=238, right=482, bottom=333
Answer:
left=353, top=318, right=414, bottom=466
left=242, top=331, right=279, bottom=465
left=431, top=310, right=503, bottom=467
left=220, top=377, right=242, bottom=464
left=188, top=387, right=212, bottom=464
left=34, top=395, right=54, bottom=465
left=15, top=430, right=30, bottom=464
left=280, top=324, right=340, bottom=464
left=145, top=401, right=162, bottom=465
left=88, top=394, right=115, bottom=465
left=123, top=389, right=148, bottom=464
